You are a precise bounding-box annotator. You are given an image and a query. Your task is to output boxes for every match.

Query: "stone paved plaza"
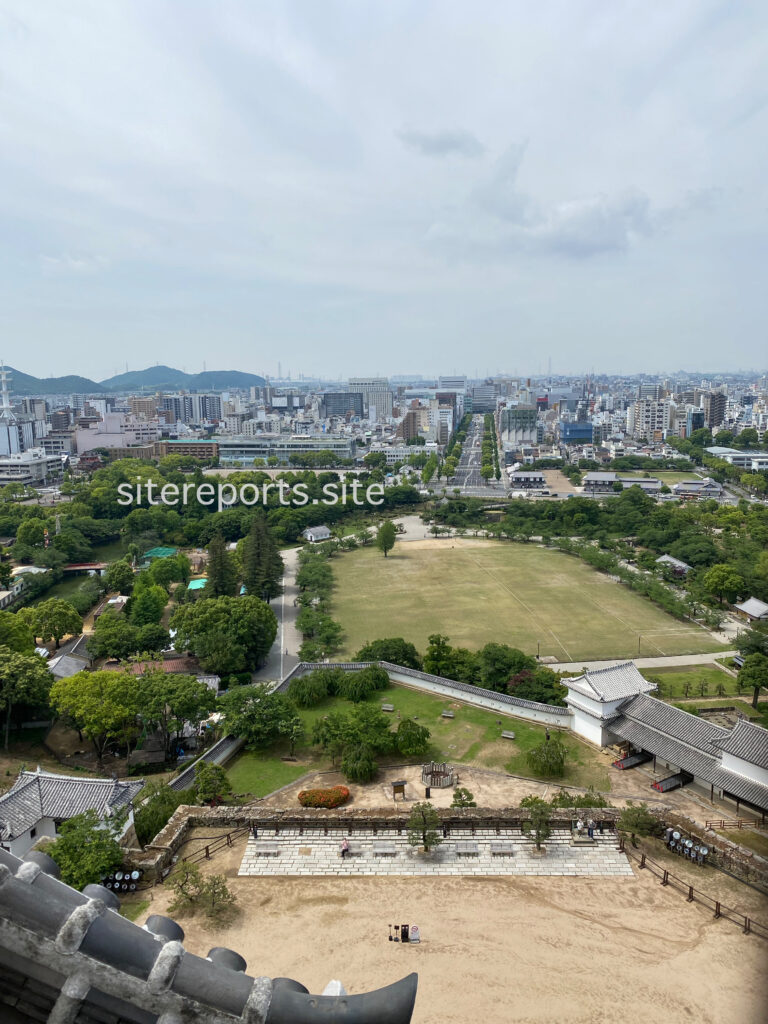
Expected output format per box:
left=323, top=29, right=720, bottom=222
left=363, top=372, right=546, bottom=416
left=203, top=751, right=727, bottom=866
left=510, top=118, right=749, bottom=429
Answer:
left=238, top=827, right=634, bottom=877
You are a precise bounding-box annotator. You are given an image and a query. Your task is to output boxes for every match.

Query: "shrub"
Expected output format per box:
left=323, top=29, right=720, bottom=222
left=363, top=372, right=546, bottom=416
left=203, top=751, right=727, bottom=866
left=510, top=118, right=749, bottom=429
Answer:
left=297, top=785, right=351, bottom=809
left=526, top=735, right=568, bottom=777
left=336, top=665, right=390, bottom=703
left=341, top=743, right=378, bottom=783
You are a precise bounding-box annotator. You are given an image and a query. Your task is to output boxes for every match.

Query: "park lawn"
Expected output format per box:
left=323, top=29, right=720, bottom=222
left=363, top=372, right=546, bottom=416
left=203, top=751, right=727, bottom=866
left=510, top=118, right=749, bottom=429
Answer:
left=330, top=540, right=725, bottom=662
left=226, top=683, right=611, bottom=794
left=226, top=749, right=328, bottom=797
left=642, top=665, right=738, bottom=699
left=622, top=471, right=697, bottom=484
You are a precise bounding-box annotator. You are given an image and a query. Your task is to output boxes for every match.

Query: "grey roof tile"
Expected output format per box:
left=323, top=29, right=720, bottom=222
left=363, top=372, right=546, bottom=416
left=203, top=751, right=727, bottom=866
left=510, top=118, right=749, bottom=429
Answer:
left=567, top=662, right=655, bottom=702
left=714, top=719, right=768, bottom=768
left=0, top=770, right=144, bottom=841
left=619, top=693, right=730, bottom=753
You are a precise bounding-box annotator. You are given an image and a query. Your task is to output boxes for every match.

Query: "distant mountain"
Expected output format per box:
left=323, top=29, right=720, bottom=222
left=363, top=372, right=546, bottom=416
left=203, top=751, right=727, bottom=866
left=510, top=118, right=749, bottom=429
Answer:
left=99, top=366, right=267, bottom=392
left=98, top=365, right=192, bottom=391
left=5, top=367, right=106, bottom=395
left=5, top=364, right=266, bottom=395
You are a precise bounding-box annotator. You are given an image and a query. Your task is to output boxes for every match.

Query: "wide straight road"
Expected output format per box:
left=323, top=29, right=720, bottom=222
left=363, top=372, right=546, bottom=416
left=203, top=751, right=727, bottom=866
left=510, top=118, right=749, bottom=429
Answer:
left=450, top=414, right=505, bottom=495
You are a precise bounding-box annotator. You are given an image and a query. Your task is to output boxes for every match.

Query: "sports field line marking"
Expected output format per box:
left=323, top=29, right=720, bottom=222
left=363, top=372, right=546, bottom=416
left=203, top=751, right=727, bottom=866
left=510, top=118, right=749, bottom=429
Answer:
left=577, top=588, right=668, bottom=657
left=465, top=554, right=572, bottom=661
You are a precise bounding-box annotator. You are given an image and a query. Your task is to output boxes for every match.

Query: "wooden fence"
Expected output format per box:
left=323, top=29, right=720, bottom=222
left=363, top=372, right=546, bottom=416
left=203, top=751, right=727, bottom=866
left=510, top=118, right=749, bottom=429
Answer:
left=620, top=840, right=768, bottom=940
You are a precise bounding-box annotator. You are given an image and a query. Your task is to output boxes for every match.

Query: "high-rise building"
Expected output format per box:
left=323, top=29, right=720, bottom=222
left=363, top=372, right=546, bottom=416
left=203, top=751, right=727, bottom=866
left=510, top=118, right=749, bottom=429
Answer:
left=438, top=375, right=467, bottom=393
left=627, top=399, right=671, bottom=439
left=323, top=392, right=364, bottom=419
left=702, top=391, right=726, bottom=430
left=637, top=383, right=665, bottom=400
left=349, top=378, right=393, bottom=422
left=499, top=406, right=538, bottom=445
left=129, top=396, right=159, bottom=420
left=468, top=384, right=497, bottom=413
left=685, top=408, right=706, bottom=437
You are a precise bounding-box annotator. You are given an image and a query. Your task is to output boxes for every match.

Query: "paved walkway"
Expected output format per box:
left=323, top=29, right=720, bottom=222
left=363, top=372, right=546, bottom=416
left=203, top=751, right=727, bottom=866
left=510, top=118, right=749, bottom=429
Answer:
left=253, top=546, right=301, bottom=682
left=238, top=828, right=633, bottom=878
left=552, top=652, right=736, bottom=672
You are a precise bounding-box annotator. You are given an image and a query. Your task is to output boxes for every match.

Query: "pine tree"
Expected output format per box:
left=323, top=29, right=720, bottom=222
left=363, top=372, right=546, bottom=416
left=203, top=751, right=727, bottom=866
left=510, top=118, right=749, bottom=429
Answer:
left=206, top=534, right=238, bottom=597
left=241, top=517, right=283, bottom=601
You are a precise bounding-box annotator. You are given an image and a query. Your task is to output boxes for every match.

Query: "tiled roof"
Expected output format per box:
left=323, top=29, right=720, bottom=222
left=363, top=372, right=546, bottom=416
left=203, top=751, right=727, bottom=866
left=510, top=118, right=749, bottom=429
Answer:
left=656, top=555, right=691, bottom=571
left=0, top=847, right=417, bottom=1023
left=0, top=770, right=144, bottom=842
left=710, top=766, right=768, bottom=811
left=610, top=716, right=721, bottom=784
left=714, top=719, right=768, bottom=767
left=734, top=597, right=768, bottom=618
left=47, top=653, right=89, bottom=679
left=619, top=693, right=730, bottom=754
left=566, top=662, right=655, bottom=703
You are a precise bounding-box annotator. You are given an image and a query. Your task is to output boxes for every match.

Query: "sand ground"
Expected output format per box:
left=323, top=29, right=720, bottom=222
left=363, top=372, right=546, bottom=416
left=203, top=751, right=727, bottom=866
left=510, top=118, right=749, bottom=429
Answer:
left=136, top=830, right=768, bottom=1024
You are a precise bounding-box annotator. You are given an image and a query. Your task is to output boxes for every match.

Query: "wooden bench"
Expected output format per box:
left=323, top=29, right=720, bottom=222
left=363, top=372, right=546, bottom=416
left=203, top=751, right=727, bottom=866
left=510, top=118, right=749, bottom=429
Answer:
left=381, top=704, right=395, bottom=712
left=441, top=710, right=455, bottom=719
left=455, top=841, right=479, bottom=856
left=372, top=842, right=397, bottom=856
left=252, top=843, right=280, bottom=856
left=490, top=841, right=515, bottom=856
left=501, top=731, right=516, bottom=740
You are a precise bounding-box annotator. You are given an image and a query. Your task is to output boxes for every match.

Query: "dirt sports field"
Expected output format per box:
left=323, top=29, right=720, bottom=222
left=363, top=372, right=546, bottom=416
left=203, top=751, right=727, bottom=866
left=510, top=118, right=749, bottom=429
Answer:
left=332, top=540, right=725, bottom=662
left=138, top=834, right=768, bottom=1024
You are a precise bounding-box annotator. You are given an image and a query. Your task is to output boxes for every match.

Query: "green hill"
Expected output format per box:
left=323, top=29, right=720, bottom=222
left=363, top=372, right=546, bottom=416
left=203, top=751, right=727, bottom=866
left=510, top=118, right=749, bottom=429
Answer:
left=5, top=365, right=267, bottom=395
left=5, top=367, right=106, bottom=395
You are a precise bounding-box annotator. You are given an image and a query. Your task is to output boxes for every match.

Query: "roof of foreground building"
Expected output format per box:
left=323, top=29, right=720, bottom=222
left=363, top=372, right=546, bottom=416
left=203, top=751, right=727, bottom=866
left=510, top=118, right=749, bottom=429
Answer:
left=0, top=847, right=418, bottom=1024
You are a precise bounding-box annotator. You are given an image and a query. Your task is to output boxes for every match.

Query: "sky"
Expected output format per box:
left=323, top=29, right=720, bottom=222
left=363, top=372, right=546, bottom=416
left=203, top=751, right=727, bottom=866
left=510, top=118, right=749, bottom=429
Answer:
left=1, top=0, right=767, bottom=381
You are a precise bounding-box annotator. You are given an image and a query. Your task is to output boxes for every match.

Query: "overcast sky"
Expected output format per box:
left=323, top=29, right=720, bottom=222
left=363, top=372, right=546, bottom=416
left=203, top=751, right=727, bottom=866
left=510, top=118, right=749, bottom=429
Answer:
left=1, top=1, right=766, bottom=381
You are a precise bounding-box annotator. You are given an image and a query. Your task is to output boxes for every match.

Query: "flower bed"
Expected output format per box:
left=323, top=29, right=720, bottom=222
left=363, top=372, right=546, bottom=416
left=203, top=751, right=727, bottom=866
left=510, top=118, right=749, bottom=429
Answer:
left=298, top=786, right=351, bottom=809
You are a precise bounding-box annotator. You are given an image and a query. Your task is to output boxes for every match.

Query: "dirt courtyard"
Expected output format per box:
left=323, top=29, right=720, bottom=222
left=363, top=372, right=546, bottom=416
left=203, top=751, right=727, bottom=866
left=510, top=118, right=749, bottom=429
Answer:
left=138, top=834, right=768, bottom=1024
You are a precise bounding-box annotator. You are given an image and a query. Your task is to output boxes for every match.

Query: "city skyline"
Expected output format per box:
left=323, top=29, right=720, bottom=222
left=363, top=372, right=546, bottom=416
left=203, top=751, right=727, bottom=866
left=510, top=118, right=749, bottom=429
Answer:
left=1, top=2, right=766, bottom=377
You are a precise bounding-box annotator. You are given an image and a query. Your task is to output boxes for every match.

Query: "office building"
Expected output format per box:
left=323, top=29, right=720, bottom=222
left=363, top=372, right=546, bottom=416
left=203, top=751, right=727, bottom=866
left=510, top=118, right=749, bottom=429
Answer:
left=323, top=392, right=364, bottom=419
left=349, top=378, right=393, bottom=422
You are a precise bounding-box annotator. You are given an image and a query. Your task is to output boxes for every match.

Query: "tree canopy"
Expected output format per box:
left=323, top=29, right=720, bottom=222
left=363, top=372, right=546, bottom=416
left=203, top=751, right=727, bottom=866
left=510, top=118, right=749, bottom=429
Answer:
left=170, top=595, right=277, bottom=673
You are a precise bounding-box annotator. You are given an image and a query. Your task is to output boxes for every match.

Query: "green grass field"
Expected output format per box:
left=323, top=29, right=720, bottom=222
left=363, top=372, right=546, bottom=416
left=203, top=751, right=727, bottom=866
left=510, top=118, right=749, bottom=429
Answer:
left=226, top=682, right=611, bottom=794
left=330, top=541, right=725, bottom=662
left=622, top=471, right=697, bottom=484
left=642, top=665, right=738, bottom=698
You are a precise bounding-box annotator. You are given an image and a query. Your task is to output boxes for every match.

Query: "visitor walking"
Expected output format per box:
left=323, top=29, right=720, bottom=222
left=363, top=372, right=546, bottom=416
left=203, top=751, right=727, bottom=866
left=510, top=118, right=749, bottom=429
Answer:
left=576, top=818, right=584, bottom=837
left=587, top=818, right=595, bottom=839
left=340, top=837, right=350, bottom=859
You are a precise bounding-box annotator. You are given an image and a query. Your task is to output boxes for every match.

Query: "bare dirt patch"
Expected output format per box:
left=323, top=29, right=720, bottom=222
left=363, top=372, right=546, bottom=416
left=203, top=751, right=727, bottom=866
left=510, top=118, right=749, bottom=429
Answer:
left=139, top=851, right=768, bottom=1024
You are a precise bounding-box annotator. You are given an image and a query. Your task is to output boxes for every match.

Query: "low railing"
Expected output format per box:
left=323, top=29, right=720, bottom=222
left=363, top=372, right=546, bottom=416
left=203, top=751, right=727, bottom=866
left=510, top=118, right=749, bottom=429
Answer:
left=620, top=840, right=768, bottom=940
left=179, top=826, right=251, bottom=866
left=705, top=818, right=760, bottom=830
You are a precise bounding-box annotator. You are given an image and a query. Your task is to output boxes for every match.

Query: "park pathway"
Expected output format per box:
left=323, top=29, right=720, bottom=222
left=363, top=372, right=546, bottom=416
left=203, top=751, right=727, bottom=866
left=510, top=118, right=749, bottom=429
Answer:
left=253, top=546, right=301, bottom=683
left=552, top=652, right=736, bottom=673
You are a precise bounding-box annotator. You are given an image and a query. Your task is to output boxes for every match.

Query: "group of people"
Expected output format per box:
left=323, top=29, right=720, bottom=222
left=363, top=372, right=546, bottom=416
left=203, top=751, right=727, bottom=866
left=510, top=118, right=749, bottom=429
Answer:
left=574, top=818, right=597, bottom=839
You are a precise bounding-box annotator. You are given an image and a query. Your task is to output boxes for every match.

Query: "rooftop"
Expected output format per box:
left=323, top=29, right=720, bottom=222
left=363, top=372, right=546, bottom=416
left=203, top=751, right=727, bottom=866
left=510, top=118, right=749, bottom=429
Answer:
left=566, top=662, right=656, bottom=703
left=734, top=597, right=768, bottom=618
left=0, top=769, right=144, bottom=842
left=715, top=719, right=768, bottom=767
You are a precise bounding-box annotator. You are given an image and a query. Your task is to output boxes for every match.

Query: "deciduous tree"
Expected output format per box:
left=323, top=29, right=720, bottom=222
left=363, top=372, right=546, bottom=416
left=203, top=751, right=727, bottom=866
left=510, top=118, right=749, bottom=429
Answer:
left=0, top=647, right=52, bottom=750
left=48, top=809, right=123, bottom=889
left=375, top=520, right=397, bottom=558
